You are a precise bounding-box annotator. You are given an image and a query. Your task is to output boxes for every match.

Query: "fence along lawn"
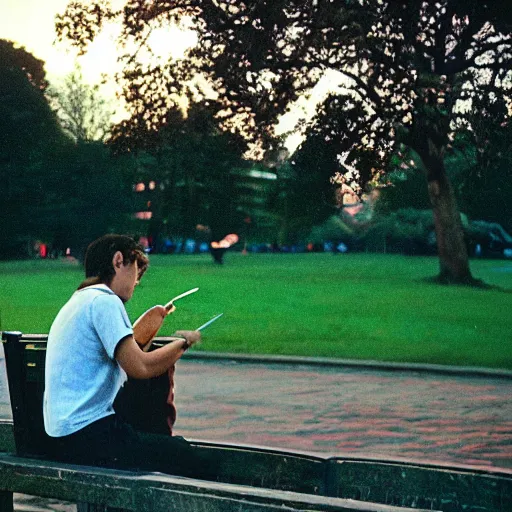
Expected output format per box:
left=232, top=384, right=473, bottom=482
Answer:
left=0, top=253, right=511, bottom=369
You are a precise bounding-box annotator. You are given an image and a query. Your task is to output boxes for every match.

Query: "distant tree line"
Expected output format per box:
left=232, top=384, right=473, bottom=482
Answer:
left=0, top=40, right=135, bottom=259
left=0, top=39, right=337, bottom=258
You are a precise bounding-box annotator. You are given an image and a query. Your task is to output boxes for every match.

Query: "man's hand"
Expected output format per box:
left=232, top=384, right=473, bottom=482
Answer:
left=117, top=331, right=199, bottom=379
left=153, top=304, right=177, bottom=318
left=174, top=330, right=201, bottom=347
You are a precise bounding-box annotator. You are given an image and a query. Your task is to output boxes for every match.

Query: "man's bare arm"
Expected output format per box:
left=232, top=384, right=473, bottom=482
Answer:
left=115, top=330, right=200, bottom=379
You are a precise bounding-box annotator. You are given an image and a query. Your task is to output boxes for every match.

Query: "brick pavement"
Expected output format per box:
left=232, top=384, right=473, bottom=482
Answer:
left=2, top=356, right=512, bottom=510
left=171, top=359, right=512, bottom=469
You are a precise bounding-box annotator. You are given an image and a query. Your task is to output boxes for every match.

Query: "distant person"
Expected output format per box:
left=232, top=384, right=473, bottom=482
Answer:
left=210, top=245, right=226, bottom=264
left=335, top=242, right=348, bottom=254
left=42, top=234, right=218, bottom=479
left=210, top=233, right=239, bottom=264
left=185, top=238, right=196, bottom=254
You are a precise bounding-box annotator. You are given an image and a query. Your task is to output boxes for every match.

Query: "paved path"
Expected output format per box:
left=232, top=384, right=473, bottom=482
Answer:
left=2, top=356, right=512, bottom=510
left=171, top=359, right=512, bottom=469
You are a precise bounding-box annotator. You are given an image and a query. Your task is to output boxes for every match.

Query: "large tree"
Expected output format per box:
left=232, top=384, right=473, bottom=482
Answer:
left=56, top=1, right=512, bottom=282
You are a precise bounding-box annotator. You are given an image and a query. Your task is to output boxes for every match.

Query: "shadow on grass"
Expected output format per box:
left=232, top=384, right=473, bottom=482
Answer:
left=422, top=275, right=512, bottom=292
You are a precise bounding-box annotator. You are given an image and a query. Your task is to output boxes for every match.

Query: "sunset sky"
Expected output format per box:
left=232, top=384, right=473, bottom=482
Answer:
left=1, top=0, right=341, bottom=149
left=1, top=0, right=202, bottom=124
left=2, top=0, right=91, bottom=79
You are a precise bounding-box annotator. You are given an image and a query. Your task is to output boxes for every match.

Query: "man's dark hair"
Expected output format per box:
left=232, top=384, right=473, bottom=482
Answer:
left=77, top=234, right=149, bottom=290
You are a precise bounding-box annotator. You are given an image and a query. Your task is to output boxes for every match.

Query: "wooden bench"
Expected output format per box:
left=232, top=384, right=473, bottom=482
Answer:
left=2, top=331, right=512, bottom=511
left=1, top=452, right=438, bottom=512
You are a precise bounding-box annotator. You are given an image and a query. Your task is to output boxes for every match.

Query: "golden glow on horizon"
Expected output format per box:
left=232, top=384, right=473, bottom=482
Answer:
left=1, top=1, right=196, bottom=83
left=2, top=0, right=75, bottom=79
left=1, top=0, right=199, bottom=127
left=147, top=24, right=198, bottom=60
left=1, top=0, right=333, bottom=152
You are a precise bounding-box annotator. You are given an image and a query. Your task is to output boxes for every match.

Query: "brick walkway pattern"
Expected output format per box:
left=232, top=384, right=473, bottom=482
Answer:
left=171, top=360, right=512, bottom=469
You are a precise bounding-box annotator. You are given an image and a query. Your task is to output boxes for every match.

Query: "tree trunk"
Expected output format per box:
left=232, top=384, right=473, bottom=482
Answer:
left=424, top=148, right=474, bottom=284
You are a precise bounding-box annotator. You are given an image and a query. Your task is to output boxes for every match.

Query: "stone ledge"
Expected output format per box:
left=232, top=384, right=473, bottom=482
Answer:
left=180, top=351, right=512, bottom=379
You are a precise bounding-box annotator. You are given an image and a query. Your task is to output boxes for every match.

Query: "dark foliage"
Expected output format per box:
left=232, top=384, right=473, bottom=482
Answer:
left=0, top=40, right=136, bottom=259
left=0, top=40, right=67, bottom=257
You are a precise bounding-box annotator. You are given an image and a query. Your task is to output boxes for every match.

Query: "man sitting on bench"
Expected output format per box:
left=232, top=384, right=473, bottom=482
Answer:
left=42, top=234, right=217, bottom=479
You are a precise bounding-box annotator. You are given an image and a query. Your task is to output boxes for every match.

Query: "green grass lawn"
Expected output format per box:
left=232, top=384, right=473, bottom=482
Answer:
left=1, top=253, right=511, bottom=369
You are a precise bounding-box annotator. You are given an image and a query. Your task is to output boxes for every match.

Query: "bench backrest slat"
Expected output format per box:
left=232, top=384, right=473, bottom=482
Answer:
left=2, top=331, right=48, bottom=457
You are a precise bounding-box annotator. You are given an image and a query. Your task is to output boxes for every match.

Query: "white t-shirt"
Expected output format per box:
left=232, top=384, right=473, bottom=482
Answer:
left=43, top=284, right=133, bottom=437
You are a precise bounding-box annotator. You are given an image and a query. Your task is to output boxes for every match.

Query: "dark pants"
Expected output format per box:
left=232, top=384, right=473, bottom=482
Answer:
left=45, top=415, right=218, bottom=480
left=210, top=247, right=226, bottom=264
